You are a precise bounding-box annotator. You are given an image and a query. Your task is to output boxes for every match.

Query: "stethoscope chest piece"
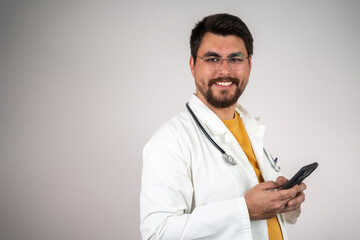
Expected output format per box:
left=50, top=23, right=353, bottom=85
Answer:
left=223, top=153, right=237, bottom=165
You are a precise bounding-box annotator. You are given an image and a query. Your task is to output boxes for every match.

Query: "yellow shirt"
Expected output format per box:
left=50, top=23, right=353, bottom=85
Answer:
left=222, top=112, right=283, bottom=240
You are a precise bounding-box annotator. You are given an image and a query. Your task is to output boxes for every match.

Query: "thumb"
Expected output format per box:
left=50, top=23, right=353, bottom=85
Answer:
left=257, top=181, right=280, bottom=190
left=276, top=176, right=288, bottom=186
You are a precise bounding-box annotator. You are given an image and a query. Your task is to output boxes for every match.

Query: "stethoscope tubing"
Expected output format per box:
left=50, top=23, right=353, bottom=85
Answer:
left=186, top=103, right=237, bottom=165
left=186, top=102, right=279, bottom=170
left=186, top=103, right=225, bottom=154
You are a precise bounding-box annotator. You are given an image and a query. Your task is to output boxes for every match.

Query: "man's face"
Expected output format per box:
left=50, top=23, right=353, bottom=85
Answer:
left=190, top=32, right=252, bottom=109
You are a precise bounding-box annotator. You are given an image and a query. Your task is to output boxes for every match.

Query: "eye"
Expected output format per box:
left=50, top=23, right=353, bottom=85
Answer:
left=205, top=57, right=220, bottom=62
left=229, top=57, right=244, bottom=63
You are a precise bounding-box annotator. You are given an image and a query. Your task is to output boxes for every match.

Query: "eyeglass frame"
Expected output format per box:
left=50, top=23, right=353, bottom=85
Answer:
left=196, top=53, right=250, bottom=71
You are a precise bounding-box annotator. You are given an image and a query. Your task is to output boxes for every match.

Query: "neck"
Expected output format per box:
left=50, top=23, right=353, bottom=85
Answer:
left=197, top=94, right=237, bottom=120
left=210, top=104, right=237, bottom=120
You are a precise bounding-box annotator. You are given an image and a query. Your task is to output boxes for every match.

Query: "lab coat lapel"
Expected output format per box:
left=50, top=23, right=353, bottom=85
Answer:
left=188, top=95, right=229, bottom=139
left=188, top=95, right=255, bottom=177
left=237, top=105, right=267, bottom=179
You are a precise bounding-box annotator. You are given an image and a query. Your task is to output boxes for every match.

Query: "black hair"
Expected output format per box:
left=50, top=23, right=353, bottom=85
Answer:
left=190, top=13, right=253, bottom=60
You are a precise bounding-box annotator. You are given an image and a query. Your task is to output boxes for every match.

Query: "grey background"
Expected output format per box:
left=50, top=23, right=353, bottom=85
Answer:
left=0, top=0, right=359, bottom=239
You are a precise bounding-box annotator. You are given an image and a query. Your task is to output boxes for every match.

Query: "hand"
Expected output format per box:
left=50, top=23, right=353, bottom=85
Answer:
left=276, top=176, right=306, bottom=211
left=244, top=176, right=306, bottom=220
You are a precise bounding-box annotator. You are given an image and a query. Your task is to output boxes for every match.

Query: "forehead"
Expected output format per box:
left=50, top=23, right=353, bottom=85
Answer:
left=197, top=32, right=247, bottom=56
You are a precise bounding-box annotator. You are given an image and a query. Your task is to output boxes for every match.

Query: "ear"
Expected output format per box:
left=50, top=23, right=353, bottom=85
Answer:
left=189, top=56, right=195, bottom=77
left=248, top=56, right=252, bottom=72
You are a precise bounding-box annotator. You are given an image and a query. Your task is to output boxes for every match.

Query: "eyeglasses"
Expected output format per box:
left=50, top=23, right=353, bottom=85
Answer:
left=197, top=54, right=249, bottom=71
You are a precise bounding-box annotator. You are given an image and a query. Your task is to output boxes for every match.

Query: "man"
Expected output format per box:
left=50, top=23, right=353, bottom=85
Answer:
left=140, top=13, right=306, bottom=240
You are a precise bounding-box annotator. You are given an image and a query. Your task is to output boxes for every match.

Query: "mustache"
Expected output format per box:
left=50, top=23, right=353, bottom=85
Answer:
left=208, top=77, right=240, bottom=87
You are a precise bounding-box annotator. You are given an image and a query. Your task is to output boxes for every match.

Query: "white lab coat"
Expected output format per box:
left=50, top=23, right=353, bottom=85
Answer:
left=140, top=95, right=291, bottom=240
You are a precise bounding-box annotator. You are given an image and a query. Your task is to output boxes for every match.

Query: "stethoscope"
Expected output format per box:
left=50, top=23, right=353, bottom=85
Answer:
left=186, top=102, right=281, bottom=171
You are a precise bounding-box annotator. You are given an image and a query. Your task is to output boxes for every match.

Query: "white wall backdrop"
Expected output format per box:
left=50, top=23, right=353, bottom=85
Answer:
left=1, top=0, right=359, bottom=239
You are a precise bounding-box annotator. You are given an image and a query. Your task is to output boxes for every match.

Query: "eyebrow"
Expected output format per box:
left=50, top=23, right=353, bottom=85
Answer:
left=202, top=51, right=245, bottom=58
left=202, top=51, right=221, bottom=58
left=229, top=52, right=245, bottom=58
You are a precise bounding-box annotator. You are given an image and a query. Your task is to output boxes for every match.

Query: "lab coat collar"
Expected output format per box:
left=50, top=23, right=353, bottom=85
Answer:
left=188, top=94, right=265, bottom=141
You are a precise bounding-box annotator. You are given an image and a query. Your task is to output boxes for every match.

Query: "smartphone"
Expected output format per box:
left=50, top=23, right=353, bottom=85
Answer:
left=280, top=162, right=318, bottom=190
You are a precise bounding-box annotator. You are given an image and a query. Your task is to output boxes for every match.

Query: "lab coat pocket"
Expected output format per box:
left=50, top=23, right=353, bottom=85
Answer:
left=262, top=148, right=281, bottom=182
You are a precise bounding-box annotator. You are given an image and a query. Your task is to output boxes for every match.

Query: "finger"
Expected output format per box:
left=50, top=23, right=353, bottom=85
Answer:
left=258, top=181, right=281, bottom=190
left=298, top=182, right=307, bottom=192
left=282, top=205, right=300, bottom=213
left=287, top=191, right=305, bottom=207
left=289, top=182, right=306, bottom=193
left=276, top=176, right=288, bottom=186
left=277, top=186, right=299, bottom=201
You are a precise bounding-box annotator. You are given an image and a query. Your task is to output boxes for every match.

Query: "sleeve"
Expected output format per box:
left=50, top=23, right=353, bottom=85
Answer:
left=140, top=134, right=252, bottom=240
left=284, top=208, right=301, bottom=224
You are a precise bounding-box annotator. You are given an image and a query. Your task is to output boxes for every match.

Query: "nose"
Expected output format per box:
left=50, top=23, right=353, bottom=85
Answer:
left=218, top=59, right=231, bottom=74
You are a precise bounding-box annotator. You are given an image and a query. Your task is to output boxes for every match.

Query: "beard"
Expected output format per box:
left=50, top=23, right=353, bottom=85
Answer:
left=196, top=77, right=244, bottom=109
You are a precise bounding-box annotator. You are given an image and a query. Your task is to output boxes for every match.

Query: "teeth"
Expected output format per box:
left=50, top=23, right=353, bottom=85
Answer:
left=216, top=82, right=232, bottom=86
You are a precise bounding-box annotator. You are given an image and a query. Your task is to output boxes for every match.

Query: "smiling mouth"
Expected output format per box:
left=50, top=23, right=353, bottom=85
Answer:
left=209, top=77, right=239, bottom=88
left=215, top=81, right=233, bottom=87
